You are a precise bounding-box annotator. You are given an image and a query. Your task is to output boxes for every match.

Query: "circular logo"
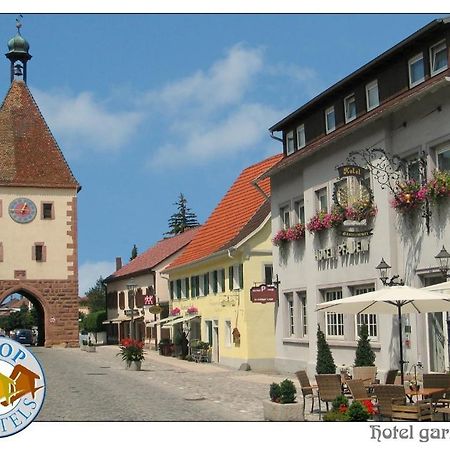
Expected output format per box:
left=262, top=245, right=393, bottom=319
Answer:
left=0, top=338, right=45, bottom=437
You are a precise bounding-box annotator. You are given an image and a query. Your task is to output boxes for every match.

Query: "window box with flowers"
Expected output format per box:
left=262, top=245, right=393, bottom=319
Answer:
left=426, top=170, right=450, bottom=203
left=170, top=307, right=181, bottom=316
left=187, top=306, right=198, bottom=315
left=306, top=207, right=345, bottom=234
left=285, top=223, right=306, bottom=242
left=272, top=229, right=289, bottom=246
left=390, top=180, right=427, bottom=213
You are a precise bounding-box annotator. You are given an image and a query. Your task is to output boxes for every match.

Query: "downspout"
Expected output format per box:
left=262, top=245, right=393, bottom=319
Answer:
left=152, top=269, right=157, bottom=350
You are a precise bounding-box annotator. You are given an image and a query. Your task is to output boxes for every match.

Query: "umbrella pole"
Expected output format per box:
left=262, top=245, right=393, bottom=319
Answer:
left=397, top=303, right=405, bottom=385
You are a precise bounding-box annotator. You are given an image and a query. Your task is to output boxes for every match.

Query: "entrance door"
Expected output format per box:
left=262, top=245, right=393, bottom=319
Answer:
left=424, top=276, right=448, bottom=372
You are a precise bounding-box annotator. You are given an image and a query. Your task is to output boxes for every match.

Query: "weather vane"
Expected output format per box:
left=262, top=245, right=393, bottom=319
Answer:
left=16, top=14, right=23, bottom=32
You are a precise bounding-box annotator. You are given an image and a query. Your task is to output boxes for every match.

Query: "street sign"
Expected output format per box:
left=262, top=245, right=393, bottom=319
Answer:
left=250, top=284, right=277, bottom=303
left=124, top=309, right=140, bottom=316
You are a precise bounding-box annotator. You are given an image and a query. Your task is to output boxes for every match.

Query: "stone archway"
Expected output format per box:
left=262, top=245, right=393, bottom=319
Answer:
left=0, top=281, right=79, bottom=347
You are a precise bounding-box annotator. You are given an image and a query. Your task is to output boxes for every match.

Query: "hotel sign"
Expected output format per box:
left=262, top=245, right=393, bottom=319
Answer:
left=250, top=284, right=278, bottom=303
left=315, top=239, right=370, bottom=261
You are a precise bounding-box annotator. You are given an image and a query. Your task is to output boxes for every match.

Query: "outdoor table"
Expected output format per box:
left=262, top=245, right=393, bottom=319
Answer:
left=404, top=386, right=446, bottom=403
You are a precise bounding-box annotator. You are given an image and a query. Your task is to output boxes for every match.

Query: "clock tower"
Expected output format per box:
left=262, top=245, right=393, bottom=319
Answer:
left=0, top=22, right=81, bottom=347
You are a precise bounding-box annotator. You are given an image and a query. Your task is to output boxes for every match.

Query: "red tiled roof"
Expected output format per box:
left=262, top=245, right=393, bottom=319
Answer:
left=168, top=154, right=282, bottom=270
left=0, top=80, right=80, bottom=190
left=105, top=227, right=200, bottom=281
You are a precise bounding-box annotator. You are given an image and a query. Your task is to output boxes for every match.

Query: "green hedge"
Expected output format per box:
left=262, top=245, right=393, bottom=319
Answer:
left=83, top=310, right=106, bottom=332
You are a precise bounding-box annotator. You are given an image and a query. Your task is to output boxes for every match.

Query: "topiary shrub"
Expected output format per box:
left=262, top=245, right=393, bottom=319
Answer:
left=269, top=382, right=281, bottom=402
left=316, top=325, right=336, bottom=374
left=354, top=324, right=376, bottom=367
left=331, top=394, right=349, bottom=411
left=279, top=379, right=297, bottom=404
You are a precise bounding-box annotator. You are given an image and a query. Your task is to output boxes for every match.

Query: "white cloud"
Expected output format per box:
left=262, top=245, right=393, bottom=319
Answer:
left=149, top=103, right=284, bottom=167
left=142, top=44, right=264, bottom=114
left=78, top=260, right=116, bottom=297
left=33, top=88, right=144, bottom=156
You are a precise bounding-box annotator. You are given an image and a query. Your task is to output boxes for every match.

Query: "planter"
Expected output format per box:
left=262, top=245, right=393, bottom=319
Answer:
left=86, top=346, right=96, bottom=352
left=262, top=399, right=304, bottom=421
left=80, top=345, right=88, bottom=351
left=125, top=360, right=142, bottom=371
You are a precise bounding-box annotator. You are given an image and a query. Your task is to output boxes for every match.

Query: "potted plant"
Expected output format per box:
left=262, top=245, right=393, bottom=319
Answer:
left=117, top=338, right=145, bottom=370
left=285, top=223, right=306, bottom=242
left=306, top=207, right=345, bottom=234
left=390, top=179, right=427, bottom=213
left=316, top=325, right=336, bottom=374
left=86, top=337, right=96, bottom=353
left=272, top=229, right=289, bottom=246
left=263, top=379, right=303, bottom=421
left=323, top=394, right=376, bottom=421
left=426, top=170, right=450, bottom=203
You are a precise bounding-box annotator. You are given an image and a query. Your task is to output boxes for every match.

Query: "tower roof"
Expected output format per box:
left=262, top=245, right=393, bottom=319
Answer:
left=0, top=80, right=80, bottom=191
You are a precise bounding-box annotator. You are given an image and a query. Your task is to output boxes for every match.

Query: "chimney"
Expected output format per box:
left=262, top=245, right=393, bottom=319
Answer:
left=115, top=257, right=122, bottom=271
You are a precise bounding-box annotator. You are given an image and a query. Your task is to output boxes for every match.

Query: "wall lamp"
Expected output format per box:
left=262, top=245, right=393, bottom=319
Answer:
left=376, top=258, right=405, bottom=286
left=435, top=246, right=450, bottom=280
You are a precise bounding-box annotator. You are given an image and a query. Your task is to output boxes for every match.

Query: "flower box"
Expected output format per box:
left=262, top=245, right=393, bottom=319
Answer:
left=170, top=307, right=181, bottom=316
left=187, top=306, right=198, bottom=315
left=306, top=207, right=345, bottom=234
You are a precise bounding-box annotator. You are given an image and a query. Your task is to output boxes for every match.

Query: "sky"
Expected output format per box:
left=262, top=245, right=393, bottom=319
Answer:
left=0, top=12, right=443, bottom=295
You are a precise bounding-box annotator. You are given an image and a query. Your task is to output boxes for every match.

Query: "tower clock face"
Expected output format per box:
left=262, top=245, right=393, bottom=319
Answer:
left=8, top=197, right=37, bottom=223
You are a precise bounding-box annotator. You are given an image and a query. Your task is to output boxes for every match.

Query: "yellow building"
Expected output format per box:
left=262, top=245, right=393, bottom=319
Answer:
left=164, top=154, right=282, bottom=370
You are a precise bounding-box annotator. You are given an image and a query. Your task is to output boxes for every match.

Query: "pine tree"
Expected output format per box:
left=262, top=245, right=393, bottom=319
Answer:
left=316, top=325, right=336, bottom=374
left=130, top=244, right=138, bottom=261
left=83, top=277, right=106, bottom=313
left=165, top=193, right=199, bottom=236
left=354, top=324, right=376, bottom=367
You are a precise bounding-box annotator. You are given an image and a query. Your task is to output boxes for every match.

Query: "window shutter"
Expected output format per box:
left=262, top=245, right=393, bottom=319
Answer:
left=31, top=245, right=36, bottom=260
left=213, top=270, right=218, bottom=294
left=228, top=266, right=233, bottom=291
left=0, top=243, right=3, bottom=262
left=169, top=281, right=174, bottom=300
left=185, top=278, right=190, bottom=298
left=221, top=269, right=226, bottom=292
left=239, top=264, right=244, bottom=289
left=204, top=273, right=209, bottom=295
left=42, top=245, right=47, bottom=262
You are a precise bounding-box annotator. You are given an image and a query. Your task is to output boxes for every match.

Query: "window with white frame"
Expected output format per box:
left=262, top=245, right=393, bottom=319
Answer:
left=344, top=93, right=356, bottom=123
left=286, top=131, right=295, bottom=155
left=325, top=289, right=344, bottom=337
left=325, top=106, right=336, bottom=134
left=230, top=264, right=243, bottom=290
left=437, top=145, right=450, bottom=171
left=406, top=156, right=421, bottom=182
left=285, top=292, right=295, bottom=337
left=316, top=187, right=328, bottom=213
left=210, top=271, right=218, bottom=294
left=366, top=80, right=379, bottom=111
left=280, top=205, right=290, bottom=229
left=296, top=124, right=306, bottom=150
left=175, top=279, right=182, bottom=299
left=199, top=274, right=205, bottom=296
left=264, top=264, right=273, bottom=286
left=218, top=268, right=225, bottom=293
left=354, top=286, right=377, bottom=339
left=181, top=278, right=189, bottom=298
left=297, top=291, right=308, bottom=337
left=430, top=40, right=448, bottom=76
left=225, top=320, right=232, bottom=346
left=408, top=53, right=425, bottom=87
left=294, top=198, right=305, bottom=224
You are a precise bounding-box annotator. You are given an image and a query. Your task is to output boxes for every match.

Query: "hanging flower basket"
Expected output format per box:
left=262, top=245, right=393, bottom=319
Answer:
left=306, top=207, right=345, bottom=233
left=426, top=170, right=450, bottom=203
left=187, top=306, right=198, bottom=315
left=170, top=307, right=181, bottom=316
left=390, top=180, right=427, bottom=213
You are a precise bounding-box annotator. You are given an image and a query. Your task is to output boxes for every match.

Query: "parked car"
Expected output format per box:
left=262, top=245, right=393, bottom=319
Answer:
left=12, top=329, right=33, bottom=346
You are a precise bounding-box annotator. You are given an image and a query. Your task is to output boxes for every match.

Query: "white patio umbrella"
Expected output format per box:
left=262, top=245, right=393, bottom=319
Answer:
left=316, top=285, right=450, bottom=384
left=423, top=280, right=450, bottom=293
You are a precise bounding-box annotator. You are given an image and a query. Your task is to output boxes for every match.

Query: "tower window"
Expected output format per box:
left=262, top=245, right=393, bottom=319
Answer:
left=42, top=202, right=54, bottom=220
left=33, top=243, right=46, bottom=262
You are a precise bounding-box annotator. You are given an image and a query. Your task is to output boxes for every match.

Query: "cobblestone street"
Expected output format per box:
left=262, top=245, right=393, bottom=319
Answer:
left=32, top=345, right=319, bottom=422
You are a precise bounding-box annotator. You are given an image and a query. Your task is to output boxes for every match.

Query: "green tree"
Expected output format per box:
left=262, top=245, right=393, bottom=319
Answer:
left=82, top=311, right=106, bottom=342
left=354, top=324, right=376, bottom=367
left=130, top=244, right=138, bottom=261
left=316, top=325, right=336, bottom=374
left=165, top=193, right=199, bottom=236
left=0, top=304, right=36, bottom=332
left=83, top=277, right=106, bottom=313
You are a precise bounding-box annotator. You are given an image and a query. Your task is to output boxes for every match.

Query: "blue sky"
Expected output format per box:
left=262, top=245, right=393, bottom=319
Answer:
left=0, top=13, right=442, bottom=295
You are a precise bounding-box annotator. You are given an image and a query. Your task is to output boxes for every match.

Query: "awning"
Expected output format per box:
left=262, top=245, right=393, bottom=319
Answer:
left=145, top=316, right=174, bottom=327
left=162, top=314, right=200, bottom=328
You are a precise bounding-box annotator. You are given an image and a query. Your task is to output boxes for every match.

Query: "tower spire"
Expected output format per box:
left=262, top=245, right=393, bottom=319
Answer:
left=6, top=15, right=31, bottom=84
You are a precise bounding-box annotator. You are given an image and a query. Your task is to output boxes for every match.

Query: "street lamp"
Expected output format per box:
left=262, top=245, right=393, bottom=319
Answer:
left=435, top=246, right=450, bottom=279
left=126, top=278, right=137, bottom=340
left=376, top=258, right=404, bottom=286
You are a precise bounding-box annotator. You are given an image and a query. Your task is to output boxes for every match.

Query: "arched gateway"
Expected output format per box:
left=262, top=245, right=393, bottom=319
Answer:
left=0, top=22, right=81, bottom=347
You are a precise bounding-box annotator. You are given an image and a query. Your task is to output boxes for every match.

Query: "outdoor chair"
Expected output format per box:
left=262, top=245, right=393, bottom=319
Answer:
left=295, top=370, right=318, bottom=414
left=346, top=379, right=373, bottom=403
left=373, top=384, right=406, bottom=420
left=391, top=397, right=433, bottom=421
left=353, top=366, right=377, bottom=389
left=422, top=373, right=450, bottom=409
left=315, top=374, right=342, bottom=414
left=384, top=369, right=398, bottom=385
